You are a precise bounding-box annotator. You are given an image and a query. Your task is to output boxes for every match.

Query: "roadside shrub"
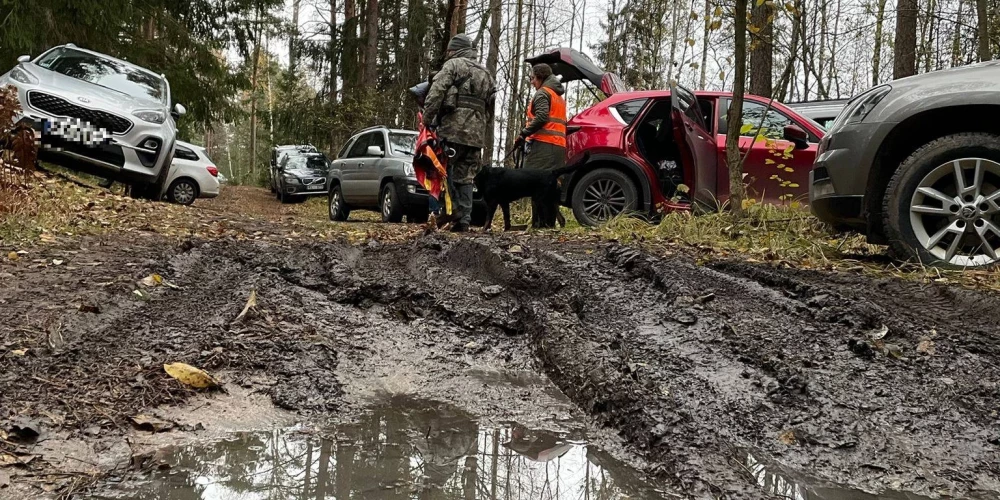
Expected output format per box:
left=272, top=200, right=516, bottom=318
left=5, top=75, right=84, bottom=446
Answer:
left=0, top=85, right=38, bottom=189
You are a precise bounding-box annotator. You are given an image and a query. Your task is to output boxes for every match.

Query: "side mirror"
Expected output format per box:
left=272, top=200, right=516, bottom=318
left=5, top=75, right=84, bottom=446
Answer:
left=783, top=124, right=810, bottom=150
left=171, top=103, right=187, bottom=119
left=366, top=145, right=384, bottom=157
left=17, top=55, right=30, bottom=63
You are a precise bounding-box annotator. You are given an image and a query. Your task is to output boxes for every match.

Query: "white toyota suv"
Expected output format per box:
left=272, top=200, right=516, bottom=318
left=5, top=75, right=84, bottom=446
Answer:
left=0, top=44, right=185, bottom=199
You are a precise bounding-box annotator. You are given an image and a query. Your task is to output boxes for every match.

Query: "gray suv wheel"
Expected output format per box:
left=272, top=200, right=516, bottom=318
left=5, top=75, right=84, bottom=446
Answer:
left=883, top=133, right=1000, bottom=269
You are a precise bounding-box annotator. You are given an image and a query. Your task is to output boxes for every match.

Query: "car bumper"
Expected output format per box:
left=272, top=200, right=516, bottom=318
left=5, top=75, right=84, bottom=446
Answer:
left=282, top=182, right=328, bottom=196
left=9, top=85, right=175, bottom=185
left=393, top=175, right=432, bottom=208
left=809, top=122, right=882, bottom=228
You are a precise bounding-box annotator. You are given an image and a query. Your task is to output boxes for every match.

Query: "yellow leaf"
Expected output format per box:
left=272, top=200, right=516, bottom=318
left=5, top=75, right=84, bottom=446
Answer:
left=677, top=184, right=690, bottom=193
left=784, top=167, right=795, bottom=172
left=686, top=38, right=696, bottom=47
left=163, top=362, right=220, bottom=389
left=7, top=252, right=18, bottom=262
left=757, top=0, right=766, bottom=6
left=690, top=11, right=699, bottom=20
left=791, top=201, right=802, bottom=209
left=765, top=158, right=775, bottom=165
left=789, top=183, right=800, bottom=188
left=740, top=123, right=754, bottom=134
left=784, top=144, right=795, bottom=154
left=710, top=20, right=722, bottom=30
left=776, top=163, right=785, bottom=169
left=748, top=24, right=761, bottom=34
left=140, top=274, right=164, bottom=287
left=718, top=70, right=726, bottom=80
left=769, top=175, right=779, bottom=180
left=11, top=349, right=26, bottom=356
left=714, top=6, right=723, bottom=16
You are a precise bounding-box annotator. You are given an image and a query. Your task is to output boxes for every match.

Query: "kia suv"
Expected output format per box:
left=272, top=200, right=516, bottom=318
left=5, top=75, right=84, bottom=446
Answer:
left=327, top=126, right=430, bottom=222
left=0, top=44, right=184, bottom=199
left=526, top=48, right=824, bottom=226
left=811, top=62, right=1000, bottom=269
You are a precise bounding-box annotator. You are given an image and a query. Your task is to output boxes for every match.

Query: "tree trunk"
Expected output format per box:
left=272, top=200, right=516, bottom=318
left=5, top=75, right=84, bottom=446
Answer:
left=362, top=0, right=379, bottom=87
left=483, top=0, right=501, bottom=163
left=329, top=0, right=339, bottom=101
left=290, top=0, right=301, bottom=71
left=952, top=0, right=964, bottom=66
left=775, top=0, right=801, bottom=102
left=727, top=0, right=749, bottom=217
left=504, top=0, right=525, bottom=167
left=749, top=0, right=774, bottom=96
left=872, top=0, right=887, bottom=84
left=699, top=0, right=711, bottom=88
left=894, top=0, right=918, bottom=79
left=249, top=8, right=262, bottom=180
left=977, top=0, right=991, bottom=61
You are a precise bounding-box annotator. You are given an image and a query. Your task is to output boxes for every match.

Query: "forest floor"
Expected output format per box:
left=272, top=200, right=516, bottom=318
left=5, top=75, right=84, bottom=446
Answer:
left=2, top=179, right=1000, bottom=499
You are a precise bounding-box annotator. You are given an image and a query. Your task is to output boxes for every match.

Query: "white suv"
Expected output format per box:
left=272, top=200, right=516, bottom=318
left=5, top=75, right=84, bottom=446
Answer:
left=0, top=44, right=185, bottom=199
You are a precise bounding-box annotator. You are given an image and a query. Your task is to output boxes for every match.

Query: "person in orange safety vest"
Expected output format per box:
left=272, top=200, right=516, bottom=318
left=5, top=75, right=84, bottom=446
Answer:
left=514, top=63, right=567, bottom=228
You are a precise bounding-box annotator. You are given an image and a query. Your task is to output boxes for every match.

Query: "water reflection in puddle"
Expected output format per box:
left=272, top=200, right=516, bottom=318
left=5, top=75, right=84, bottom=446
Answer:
left=90, top=398, right=671, bottom=499
left=743, top=450, right=938, bottom=500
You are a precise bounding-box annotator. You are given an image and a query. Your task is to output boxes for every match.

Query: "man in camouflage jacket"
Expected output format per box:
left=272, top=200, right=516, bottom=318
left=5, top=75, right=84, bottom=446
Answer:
left=423, top=33, right=496, bottom=232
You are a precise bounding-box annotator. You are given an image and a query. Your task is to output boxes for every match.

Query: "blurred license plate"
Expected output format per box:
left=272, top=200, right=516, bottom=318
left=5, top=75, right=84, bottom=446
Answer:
left=307, top=184, right=324, bottom=190
left=43, top=117, right=111, bottom=146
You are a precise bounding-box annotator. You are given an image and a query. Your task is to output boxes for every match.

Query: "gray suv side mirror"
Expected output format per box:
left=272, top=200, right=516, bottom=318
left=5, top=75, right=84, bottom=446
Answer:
left=366, top=145, right=384, bottom=157
left=17, top=55, right=30, bottom=63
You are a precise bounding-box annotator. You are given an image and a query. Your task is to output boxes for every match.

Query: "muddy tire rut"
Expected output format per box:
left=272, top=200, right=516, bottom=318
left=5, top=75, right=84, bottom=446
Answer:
left=2, top=233, right=1000, bottom=498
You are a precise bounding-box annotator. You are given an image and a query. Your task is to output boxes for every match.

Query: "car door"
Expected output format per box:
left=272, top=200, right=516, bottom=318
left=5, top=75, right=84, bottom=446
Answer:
left=669, top=84, right=718, bottom=211
left=715, top=98, right=819, bottom=205
left=357, top=131, right=388, bottom=206
left=341, top=133, right=372, bottom=204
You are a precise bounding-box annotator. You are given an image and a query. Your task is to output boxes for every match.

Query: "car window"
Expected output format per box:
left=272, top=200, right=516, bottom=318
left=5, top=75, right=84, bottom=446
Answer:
left=347, top=133, right=373, bottom=158
left=389, top=133, right=417, bottom=156
left=36, top=47, right=167, bottom=104
left=174, top=146, right=199, bottom=162
left=370, top=132, right=387, bottom=155
left=672, top=86, right=709, bottom=131
left=337, top=138, right=354, bottom=159
left=612, top=99, right=648, bottom=125
left=719, top=99, right=814, bottom=141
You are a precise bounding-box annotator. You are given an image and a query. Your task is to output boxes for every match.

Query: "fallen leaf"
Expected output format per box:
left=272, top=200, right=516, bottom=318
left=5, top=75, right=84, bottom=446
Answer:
left=78, top=303, right=101, bottom=314
left=140, top=274, right=164, bottom=287
left=917, top=340, right=935, bottom=355
left=778, top=430, right=797, bottom=445
left=0, top=469, right=10, bottom=488
left=164, top=362, right=220, bottom=389
left=233, top=289, right=258, bottom=323
left=10, top=349, right=26, bottom=356
left=868, top=325, right=889, bottom=341
left=509, top=245, right=523, bottom=254
left=6, top=252, right=17, bottom=262
left=51, top=259, right=64, bottom=266
left=130, top=415, right=174, bottom=433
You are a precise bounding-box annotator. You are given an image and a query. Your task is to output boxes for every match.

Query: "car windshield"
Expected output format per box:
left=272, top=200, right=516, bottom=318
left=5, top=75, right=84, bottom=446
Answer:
left=36, top=47, right=167, bottom=104
left=285, top=155, right=329, bottom=171
left=389, top=133, right=417, bottom=155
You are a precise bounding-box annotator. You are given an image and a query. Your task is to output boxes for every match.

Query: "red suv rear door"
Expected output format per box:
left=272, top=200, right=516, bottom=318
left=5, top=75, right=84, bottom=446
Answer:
left=670, top=84, right=718, bottom=210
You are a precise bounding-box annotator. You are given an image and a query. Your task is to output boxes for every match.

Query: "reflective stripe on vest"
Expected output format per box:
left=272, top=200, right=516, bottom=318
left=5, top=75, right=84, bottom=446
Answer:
left=525, top=87, right=567, bottom=148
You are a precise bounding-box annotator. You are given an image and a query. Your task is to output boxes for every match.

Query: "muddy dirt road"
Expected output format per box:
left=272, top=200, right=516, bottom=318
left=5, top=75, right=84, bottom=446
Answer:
left=3, top=209, right=1000, bottom=498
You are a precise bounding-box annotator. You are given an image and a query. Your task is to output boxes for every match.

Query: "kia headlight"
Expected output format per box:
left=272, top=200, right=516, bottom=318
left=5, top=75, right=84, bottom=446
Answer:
left=132, top=109, right=166, bottom=124
left=9, top=66, right=38, bottom=85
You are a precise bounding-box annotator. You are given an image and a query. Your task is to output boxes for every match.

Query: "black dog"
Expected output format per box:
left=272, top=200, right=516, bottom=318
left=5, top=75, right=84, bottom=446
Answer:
left=474, top=152, right=590, bottom=231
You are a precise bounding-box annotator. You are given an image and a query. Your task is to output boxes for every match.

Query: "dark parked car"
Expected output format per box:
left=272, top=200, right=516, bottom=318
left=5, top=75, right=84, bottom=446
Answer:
left=274, top=152, right=330, bottom=203
left=811, top=61, right=1000, bottom=269
left=270, top=144, right=317, bottom=193
left=327, top=126, right=431, bottom=222
left=525, top=48, right=824, bottom=227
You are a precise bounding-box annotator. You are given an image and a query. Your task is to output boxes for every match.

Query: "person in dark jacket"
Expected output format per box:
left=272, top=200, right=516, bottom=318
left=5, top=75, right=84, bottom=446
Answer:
left=422, top=34, right=496, bottom=232
left=515, top=63, right=567, bottom=228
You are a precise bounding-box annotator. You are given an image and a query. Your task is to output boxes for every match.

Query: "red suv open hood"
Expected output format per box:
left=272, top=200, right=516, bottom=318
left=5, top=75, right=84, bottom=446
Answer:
left=525, top=48, right=628, bottom=97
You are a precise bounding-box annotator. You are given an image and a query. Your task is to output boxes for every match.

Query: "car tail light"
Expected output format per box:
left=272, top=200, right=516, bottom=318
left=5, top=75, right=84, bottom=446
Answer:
left=207, top=166, right=219, bottom=177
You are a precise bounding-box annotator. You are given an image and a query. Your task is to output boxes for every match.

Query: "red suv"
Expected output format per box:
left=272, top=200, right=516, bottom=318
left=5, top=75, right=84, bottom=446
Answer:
left=527, top=48, right=826, bottom=226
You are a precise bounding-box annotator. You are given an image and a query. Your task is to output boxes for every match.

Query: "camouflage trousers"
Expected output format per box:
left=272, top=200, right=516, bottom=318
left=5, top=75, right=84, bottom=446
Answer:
left=446, top=144, right=481, bottom=225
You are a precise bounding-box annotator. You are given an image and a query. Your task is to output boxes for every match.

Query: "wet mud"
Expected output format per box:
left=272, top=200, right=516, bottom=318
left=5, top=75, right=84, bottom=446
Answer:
left=2, top=232, right=1000, bottom=498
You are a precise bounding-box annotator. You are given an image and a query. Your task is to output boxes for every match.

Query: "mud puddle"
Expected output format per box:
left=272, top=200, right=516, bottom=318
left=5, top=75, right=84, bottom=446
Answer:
left=85, top=396, right=671, bottom=499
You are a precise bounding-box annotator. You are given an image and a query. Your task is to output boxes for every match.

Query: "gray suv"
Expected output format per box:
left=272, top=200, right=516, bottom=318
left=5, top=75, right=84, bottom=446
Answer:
left=327, top=126, right=429, bottom=223
left=812, top=61, right=1000, bottom=268
left=0, top=44, right=184, bottom=199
